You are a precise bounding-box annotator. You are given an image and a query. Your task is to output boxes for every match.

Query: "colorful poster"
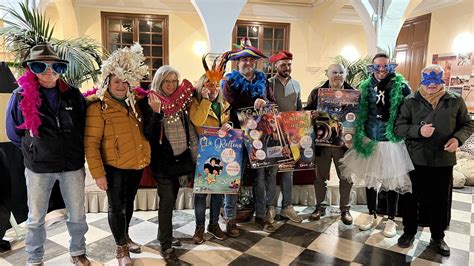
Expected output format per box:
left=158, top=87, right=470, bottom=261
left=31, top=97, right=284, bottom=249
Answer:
left=237, top=104, right=293, bottom=168
left=316, top=89, right=360, bottom=147
left=278, top=111, right=315, bottom=171
left=193, top=127, right=244, bottom=194
left=433, top=52, right=474, bottom=112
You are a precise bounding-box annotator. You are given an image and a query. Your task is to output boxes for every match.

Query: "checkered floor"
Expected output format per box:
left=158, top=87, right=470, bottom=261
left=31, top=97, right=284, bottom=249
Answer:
left=1, top=190, right=473, bottom=265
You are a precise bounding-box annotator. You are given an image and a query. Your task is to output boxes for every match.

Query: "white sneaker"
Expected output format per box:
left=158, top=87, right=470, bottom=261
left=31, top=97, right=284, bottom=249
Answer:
left=359, top=214, right=376, bottom=231
left=383, top=219, right=397, bottom=238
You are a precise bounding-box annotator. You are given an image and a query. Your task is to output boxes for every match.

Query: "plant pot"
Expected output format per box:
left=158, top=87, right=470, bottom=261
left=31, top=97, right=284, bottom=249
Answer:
left=235, top=208, right=254, bottom=223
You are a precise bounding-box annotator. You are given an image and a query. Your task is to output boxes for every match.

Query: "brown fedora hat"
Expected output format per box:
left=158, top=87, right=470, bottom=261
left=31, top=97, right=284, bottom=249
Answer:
left=22, top=43, right=69, bottom=67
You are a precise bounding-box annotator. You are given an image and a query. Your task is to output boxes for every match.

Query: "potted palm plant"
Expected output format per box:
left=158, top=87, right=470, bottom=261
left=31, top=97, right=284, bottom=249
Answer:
left=0, top=0, right=103, bottom=87
left=332, top=55, right=371, bottom=88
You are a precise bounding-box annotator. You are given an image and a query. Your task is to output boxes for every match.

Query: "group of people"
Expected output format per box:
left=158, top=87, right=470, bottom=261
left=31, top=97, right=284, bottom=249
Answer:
left=5, top=37, right=473, bottom=266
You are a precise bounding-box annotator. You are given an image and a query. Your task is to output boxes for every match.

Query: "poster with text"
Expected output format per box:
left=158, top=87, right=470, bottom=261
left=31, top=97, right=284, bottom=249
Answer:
left=316, top=89, right=360, bottom=147
left=277, top=111, right=315, bottom=171
left=237, top=104, right=293, bottom=168
left=433, top=52, right=474, bottom=112
left=193, top=127, right=243, bottom=194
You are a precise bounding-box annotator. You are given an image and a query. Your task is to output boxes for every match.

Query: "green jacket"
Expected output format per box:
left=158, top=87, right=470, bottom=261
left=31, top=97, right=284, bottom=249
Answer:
left=394, top=90, right=473, bottom=167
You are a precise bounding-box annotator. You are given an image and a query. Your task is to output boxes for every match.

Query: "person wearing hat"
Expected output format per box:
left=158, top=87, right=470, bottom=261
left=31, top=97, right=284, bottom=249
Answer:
left=84, top=43, right=150, bottom=265
left=6, top=43, right=90, bottom=266
left=304, top=63, right=355, bottom=225
left=222, top=37, right=276, bottom=235
left=265, top=50, right=303, bottom=223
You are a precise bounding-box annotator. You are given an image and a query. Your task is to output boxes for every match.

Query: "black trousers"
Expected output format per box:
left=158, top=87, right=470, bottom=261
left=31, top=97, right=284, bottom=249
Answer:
left=366, top=188, right=398, bottom=218
left=104, top=165, right=143, bottom=245
left=401, top=165, right=452, bottom=239
left=157, top=177, right=180, bottom=250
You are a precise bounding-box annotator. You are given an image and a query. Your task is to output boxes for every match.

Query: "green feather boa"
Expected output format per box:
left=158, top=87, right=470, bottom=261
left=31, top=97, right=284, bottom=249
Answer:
left=353, top=74, right=406, bottom=157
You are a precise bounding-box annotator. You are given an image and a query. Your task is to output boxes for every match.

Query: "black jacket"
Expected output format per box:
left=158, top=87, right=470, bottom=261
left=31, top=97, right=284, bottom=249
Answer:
left=8, top=85, right=86, bottom=173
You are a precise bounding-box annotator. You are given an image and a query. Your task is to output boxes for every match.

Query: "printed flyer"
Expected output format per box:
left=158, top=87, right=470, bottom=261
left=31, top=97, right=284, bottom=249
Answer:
left=316, top=88, right=360, bottom=147
left=193, top=127, right=244, bottom=194
left=237, top=104, right=293, bottom=168
left=278, top=111, right=315, bottom=171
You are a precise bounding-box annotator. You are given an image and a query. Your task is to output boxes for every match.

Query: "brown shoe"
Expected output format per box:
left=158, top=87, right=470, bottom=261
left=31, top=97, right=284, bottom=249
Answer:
left=309, top=207, right=325, bottom=221
left=193, top=226, right=205, bottom=244
left=266, top=206, right=276, bottom=224
left=126, top=234, right=142, bottom=253
left=341, top=209, right=353, bottom=225
left=70, top=254, right=91, bottom=266
left=280, top=206, right=303, bottom=223
left=161, top=247, right=181, bottom=265
left=255, top=217, right=275, bottom=233
left=226, top=219, right=240, bottom=237
left=116, top=244, right=132, bottom=266
left=207, top=224, right=225, bottom=240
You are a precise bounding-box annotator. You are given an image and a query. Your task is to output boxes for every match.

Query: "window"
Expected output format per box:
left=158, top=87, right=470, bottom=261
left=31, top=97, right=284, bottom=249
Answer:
left=232, top=20, right=290, bottom=78
left=101, top=12, right=169, bottom=84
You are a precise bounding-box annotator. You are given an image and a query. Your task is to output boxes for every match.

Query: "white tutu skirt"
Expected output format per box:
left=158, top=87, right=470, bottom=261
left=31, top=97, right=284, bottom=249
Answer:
left=339, top=141, right=414, bottom=194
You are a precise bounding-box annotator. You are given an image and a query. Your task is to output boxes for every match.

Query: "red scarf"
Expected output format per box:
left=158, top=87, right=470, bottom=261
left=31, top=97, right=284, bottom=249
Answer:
left=155, top=79, right=195, bottom=121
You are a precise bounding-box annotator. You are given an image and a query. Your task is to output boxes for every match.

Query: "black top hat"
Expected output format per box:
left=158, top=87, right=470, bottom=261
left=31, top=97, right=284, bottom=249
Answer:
left=22, top=43, right=69, bottom=67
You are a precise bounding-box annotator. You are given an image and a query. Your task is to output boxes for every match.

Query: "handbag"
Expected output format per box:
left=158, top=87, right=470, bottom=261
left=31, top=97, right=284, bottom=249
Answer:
left=161, top=115, right=195, bottom=177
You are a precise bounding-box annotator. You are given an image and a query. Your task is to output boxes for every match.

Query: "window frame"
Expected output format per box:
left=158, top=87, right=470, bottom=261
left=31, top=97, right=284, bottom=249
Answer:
left=232, top=20, right=291, bottom=77
left=101, top=12, right=169, bottom=84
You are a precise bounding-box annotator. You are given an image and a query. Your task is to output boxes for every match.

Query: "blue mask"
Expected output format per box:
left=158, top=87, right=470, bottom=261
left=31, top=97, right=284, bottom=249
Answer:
left=420, top=71, right=444, bottom=86
left=368, top=63, right=398, bottom=74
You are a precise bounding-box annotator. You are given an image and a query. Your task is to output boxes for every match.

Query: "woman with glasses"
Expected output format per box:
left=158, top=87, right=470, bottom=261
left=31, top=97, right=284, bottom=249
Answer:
left=141, top=65, right=198, bottom=264
left=83, top=43, right=150, bottom=266
left=189, top=55, right=232, bottom=245
left=6, top=43, right=91, bottom=265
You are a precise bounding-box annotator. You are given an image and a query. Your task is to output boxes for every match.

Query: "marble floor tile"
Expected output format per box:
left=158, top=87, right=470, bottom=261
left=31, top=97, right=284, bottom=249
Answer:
left=412, top=240, right=469, bottom=265
left=444, top=230, right=471, bottom=251
left=324, top=218, right=375, bottom=244
left=86, top=235, right=117, bottom=262
left=133, top=210, right=159, bottom=221
left=306, top=232, right=364, bottom=262
left=209, top=228, right=265, bottom=252
left=269, top=223, right=320, bottom=248
left=245, top=237, right=305, bottom=265
left=48, top=223, right=110, bottom=248
left=445, top=219, right=471, bottom=235
left=451, top=209, right=471, bottom=223
left=353, top=245, right=413, bottom=265
left=290, top=249, right=351, bottom=266
left=128, top=220, right=160, bottom=245
left=85, top=212, right=108, bottom=223
left=451, top=200, right=472, bottom=212
left=179, top=241, right=242, bottom=265
left=3, top=239, right=68, bottom=266
left=452, top=192, right=472, bottom=203
left=230, top=253, right=278, bottom=266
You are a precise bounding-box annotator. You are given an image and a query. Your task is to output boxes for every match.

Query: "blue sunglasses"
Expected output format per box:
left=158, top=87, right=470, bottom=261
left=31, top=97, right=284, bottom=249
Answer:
left=27, top=61, right=68, bottom=74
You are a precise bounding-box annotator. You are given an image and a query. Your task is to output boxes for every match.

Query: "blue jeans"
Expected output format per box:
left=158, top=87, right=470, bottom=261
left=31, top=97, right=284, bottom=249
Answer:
left=194, top=194, right=223, bottom=226
left=254, top=166, right=277, bottom=218
left=24, top=167, right=88, bottom=263
left=279, top=171, right=293, bottom=209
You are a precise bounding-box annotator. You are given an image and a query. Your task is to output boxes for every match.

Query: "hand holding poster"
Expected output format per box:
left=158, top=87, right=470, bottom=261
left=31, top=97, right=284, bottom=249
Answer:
left=237, top=104, right=293, bottom=168
left=316, top=89, right=360, bottom=147
left=194, top=127, right=244, bottom=194
left=278, top=111, right=315, bottom=171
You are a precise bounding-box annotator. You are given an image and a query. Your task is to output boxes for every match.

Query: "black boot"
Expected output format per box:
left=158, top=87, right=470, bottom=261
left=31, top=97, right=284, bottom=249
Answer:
left=430, top=238, right=450, bottom=257
left=397, top=234, right=414, bottom=248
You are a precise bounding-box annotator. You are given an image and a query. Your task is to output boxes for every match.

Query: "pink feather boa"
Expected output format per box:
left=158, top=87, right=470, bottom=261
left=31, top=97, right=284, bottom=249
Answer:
left=17, top=70, right=42, bottom=137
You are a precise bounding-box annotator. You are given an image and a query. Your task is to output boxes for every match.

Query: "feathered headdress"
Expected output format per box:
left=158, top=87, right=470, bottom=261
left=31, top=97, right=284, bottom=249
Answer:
left=202, top=53, right=229, bottom=86
left=96, top=42, right=148, bottom=100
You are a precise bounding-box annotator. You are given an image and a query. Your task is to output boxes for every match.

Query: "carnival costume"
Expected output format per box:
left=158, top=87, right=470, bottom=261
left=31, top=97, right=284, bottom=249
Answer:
left=339, top=68, right=414, bottom=194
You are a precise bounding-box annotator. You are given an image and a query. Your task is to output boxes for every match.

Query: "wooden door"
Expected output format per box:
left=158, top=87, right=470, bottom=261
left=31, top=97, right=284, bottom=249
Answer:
left=395, top=14, right=431, bottom=90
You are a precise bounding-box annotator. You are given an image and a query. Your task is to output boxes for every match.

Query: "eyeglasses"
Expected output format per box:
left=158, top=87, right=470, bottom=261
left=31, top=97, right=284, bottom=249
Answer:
left=163, top=79, right=179, bottom=85
left=27, top=61, right=68, bottom=74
